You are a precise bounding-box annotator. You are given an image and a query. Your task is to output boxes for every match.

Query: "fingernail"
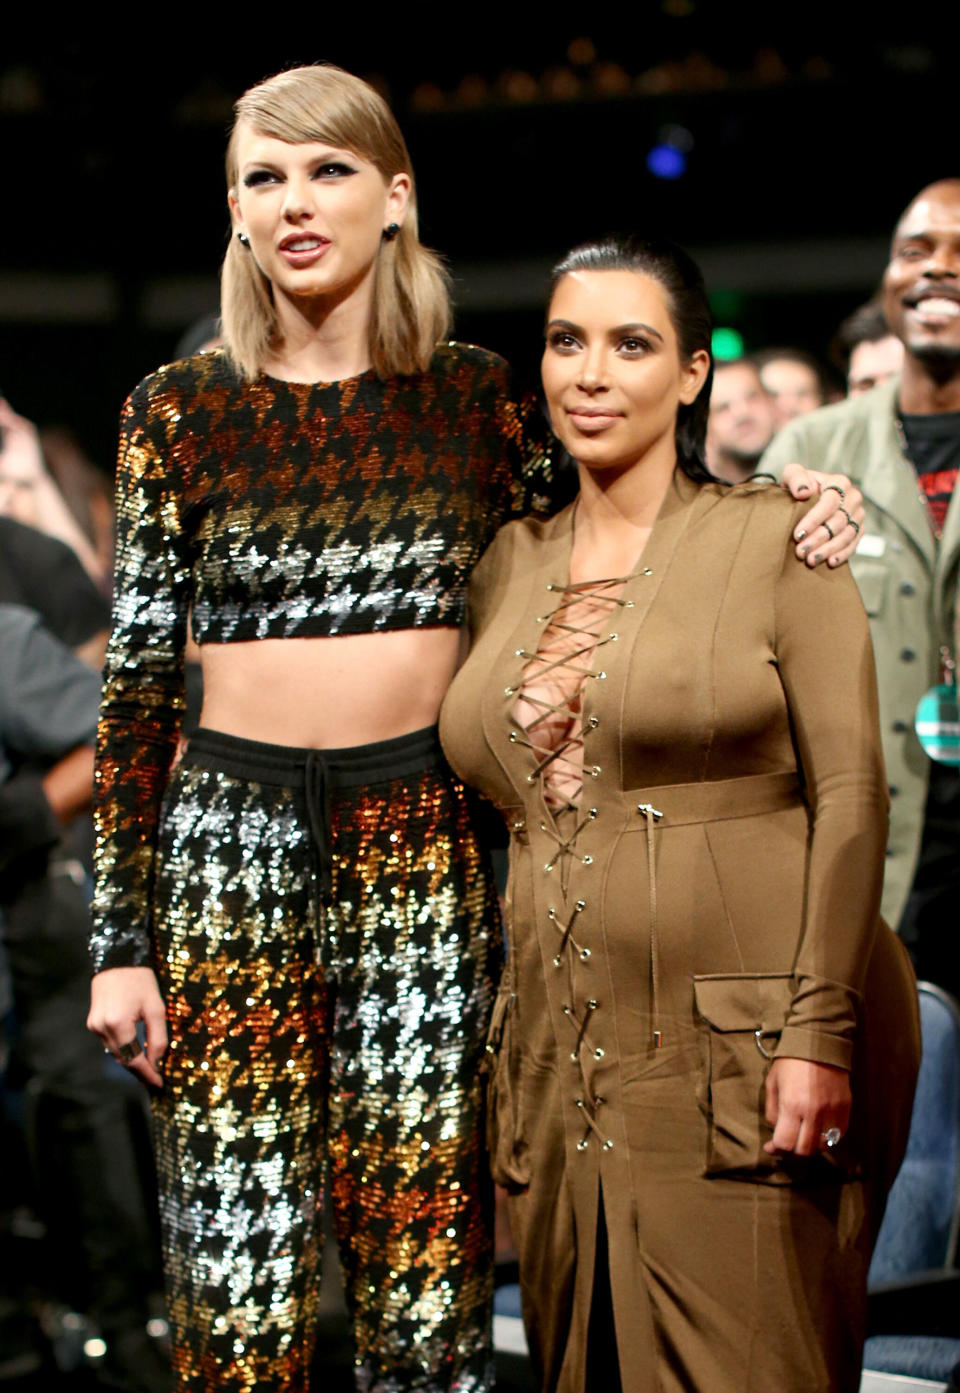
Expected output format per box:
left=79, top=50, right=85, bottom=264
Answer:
left=829, top=555, right=840, bottom=567
left=812, top=553, right=822, bottom=564
left=796, top=485, right=810, bottom=494
left=795, top=528, right=807, bottom=541
left=800, top=545, right=810, bottom=557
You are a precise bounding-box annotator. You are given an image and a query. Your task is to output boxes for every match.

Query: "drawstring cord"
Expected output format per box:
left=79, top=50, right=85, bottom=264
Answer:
left=548, top=900, right=588, bottom=966
left=304, top=751, right=332, bottom=956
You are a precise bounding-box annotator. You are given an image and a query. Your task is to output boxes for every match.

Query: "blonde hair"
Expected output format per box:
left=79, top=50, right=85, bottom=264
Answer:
left=221, top=65, right=451, bottom=380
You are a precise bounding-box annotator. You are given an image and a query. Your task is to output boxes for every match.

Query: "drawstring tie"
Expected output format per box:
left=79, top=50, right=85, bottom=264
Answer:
left=305, top=751, right=333, bottom=953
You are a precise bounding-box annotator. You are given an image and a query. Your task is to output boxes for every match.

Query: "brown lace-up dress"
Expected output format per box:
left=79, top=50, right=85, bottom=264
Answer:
left=440, top=470, right=920, bottom=1393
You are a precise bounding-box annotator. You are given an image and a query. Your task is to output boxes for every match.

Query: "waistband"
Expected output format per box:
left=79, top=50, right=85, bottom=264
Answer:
left=621, top=770, right=803, bottom=829
left=185, top=724, right=446, bottom=788
left=500, top=771, right=803, bottom=844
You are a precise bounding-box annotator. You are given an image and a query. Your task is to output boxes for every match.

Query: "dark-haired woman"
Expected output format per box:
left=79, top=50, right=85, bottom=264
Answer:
left=440, top=239, right=920, bottom=1393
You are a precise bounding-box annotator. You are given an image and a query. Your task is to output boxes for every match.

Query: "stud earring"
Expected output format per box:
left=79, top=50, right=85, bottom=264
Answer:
left=236, top=231, right=250, bottom=246
left=381, top=223, right=400, bottom=242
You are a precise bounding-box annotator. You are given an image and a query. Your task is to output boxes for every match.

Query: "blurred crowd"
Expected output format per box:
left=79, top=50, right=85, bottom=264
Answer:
left=1, top=178, right=958, bottom=1389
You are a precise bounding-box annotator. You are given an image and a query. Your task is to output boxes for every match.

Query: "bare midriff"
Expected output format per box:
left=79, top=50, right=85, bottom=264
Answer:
left=199, top=627, right=465, bottom=749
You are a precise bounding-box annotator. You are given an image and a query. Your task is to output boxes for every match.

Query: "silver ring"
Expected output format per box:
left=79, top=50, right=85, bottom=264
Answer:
left=822, top=520, right=835, bottom=540
left=117, top=1038, right=142, bottom=1063
left=823, top=484, right=846, bottom=501
left=838, top=506, right=853, bottom=528
left=821, top=1126, right=842, bottom=1148
left=850, top=518, right=860, bottom=535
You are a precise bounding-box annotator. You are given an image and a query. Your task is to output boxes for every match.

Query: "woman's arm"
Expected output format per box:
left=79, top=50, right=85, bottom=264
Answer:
left=764, top=499, right=888, bottom=1151
left=89, top=377, right=191, bottom=974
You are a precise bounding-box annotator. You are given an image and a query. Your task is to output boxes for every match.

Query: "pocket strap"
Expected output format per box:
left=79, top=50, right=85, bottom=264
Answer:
left=638, top=802, right=664, bottom=1048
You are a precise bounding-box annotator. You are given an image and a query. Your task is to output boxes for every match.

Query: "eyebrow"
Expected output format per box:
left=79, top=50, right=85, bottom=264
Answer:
left=547, top=317, right=665, bottom=343
left=240, top=146, right=353, bottom=173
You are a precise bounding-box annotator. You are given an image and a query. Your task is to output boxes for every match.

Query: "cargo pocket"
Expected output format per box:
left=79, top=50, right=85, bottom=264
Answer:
left=693, top=972, right=798, bottom=1182
left=482, top=977, right=530, bottom=1189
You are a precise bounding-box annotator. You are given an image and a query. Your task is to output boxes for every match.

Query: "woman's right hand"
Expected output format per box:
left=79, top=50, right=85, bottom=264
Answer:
left=88, top=966, right=167, bottom=1089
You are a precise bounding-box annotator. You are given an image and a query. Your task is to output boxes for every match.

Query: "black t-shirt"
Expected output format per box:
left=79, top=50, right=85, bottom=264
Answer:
left=0, top=517, right=109, bottom=648
left=899, top=408, right=960, bottom=537
left=897, top=409, right=960, bottom=920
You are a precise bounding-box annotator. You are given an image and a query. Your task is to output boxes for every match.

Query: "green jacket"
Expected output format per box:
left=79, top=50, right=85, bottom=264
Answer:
left=762, top=376, right=960, bottom=929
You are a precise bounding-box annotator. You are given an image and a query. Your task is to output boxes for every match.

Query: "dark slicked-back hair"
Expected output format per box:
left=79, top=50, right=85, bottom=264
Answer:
left=549, top=235, right=714, bottom=482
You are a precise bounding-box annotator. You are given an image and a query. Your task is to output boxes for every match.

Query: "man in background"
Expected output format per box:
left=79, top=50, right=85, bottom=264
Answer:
left=834, top=300, right=905, bottom=398
left=762, top=179, right=960, bottom=996
left=0, top=604, right=169, bottom=1391
left=706, top=357, right=779, bottom=483
left=754, top=345, right=832, bottom=427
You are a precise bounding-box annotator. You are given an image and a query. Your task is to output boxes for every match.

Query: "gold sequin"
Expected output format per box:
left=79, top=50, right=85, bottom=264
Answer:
left=151, top=734, right=500, bottom=1390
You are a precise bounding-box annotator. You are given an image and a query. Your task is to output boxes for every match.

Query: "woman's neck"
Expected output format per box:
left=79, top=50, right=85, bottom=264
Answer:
left=264, top=273, right=376, bottom=383
left=571, top=444, right=676, bottom=580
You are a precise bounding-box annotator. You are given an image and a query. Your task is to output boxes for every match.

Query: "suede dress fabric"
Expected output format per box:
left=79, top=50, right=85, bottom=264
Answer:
left=439, top=472, right=920, bottom=1393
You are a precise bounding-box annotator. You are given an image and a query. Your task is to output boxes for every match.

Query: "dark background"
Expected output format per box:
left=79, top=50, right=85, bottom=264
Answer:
left=0, top=12, right=952, bottom=472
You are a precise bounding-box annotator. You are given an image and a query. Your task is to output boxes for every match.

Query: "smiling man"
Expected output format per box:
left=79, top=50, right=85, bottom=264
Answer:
left=762, top=179, right=960, bottom=992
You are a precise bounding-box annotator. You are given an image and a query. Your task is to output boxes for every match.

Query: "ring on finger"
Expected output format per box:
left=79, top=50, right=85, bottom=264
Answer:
left=838, top=506, right=853, bottom=528
left=850, top=518, right=860, bottom=534
left=117, top=1038, right=142, bottom=1063
left=821, top=1126, right=842, bottom=1148
left=823, top=483, right=846, bottom=501
left=822, top=520, right=835, bottom=540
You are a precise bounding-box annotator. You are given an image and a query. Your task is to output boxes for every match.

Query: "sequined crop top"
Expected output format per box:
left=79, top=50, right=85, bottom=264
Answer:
left=90, top=342, right=560, bottom=971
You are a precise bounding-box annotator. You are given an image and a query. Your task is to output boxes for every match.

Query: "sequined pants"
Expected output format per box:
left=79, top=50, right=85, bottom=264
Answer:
left=151, top=726, right=500, bottom=1393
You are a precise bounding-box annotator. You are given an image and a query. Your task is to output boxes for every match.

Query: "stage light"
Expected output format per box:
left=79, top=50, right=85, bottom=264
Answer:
left=646, top=144, right=687, bottom=180
left=712, top=328, right=744, bottom=360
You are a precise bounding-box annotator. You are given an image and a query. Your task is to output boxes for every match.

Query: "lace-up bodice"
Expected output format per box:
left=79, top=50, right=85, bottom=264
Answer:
left=511, top=577, right=634, bottom=811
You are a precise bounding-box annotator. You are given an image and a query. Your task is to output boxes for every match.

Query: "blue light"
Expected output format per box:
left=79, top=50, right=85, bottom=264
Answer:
left=646, top=144, right=687, bottom=180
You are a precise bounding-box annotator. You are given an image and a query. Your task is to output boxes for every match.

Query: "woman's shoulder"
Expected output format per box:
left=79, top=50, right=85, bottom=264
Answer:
left=123, top=348, right=241, bottom=419
left=489, top=506, right=569, bottom=557
left=473, top=507, right=570, bottom=584
left=706, top=474, right=808, bottom=537
left=427, top=340, right=512, bottom=387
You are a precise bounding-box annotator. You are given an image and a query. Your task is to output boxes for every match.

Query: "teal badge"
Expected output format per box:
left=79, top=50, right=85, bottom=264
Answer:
left=915, top=683, right=960, bottom=765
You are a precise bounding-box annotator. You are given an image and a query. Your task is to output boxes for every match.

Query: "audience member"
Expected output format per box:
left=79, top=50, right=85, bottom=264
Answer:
left=0, top=398, right=106, bottom=590
left=834, top=299, right=906, bottom=397
left=706, top=357, right=778, bottom=481
left=40, top=427, right=116, bottom=582
left=0, top=514, right=109, bottom=668
left=754, top=345, right=832, bottom=426
left=0, top=603, right=170, bottom=1392
left=763, top=178, right=960, bottom=998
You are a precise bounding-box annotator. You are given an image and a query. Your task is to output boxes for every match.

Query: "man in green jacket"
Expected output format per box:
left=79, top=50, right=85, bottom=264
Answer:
left=762, top=179, right=960, bottom=994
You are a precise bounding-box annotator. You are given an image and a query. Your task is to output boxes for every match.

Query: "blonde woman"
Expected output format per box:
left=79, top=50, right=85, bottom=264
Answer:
left=86, top=67, right=863, bottom=1393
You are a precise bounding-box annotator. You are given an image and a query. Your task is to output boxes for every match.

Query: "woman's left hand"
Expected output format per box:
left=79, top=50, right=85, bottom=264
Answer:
left=763, top=1056, right=852, bottom=1157
left=780, top=465, right=865, bottom=568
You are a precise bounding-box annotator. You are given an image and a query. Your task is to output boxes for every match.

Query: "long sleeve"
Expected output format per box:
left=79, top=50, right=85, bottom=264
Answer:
left=89, top=381, right=190, bottom=973
left=772, top=504, right=889, bottom=1070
